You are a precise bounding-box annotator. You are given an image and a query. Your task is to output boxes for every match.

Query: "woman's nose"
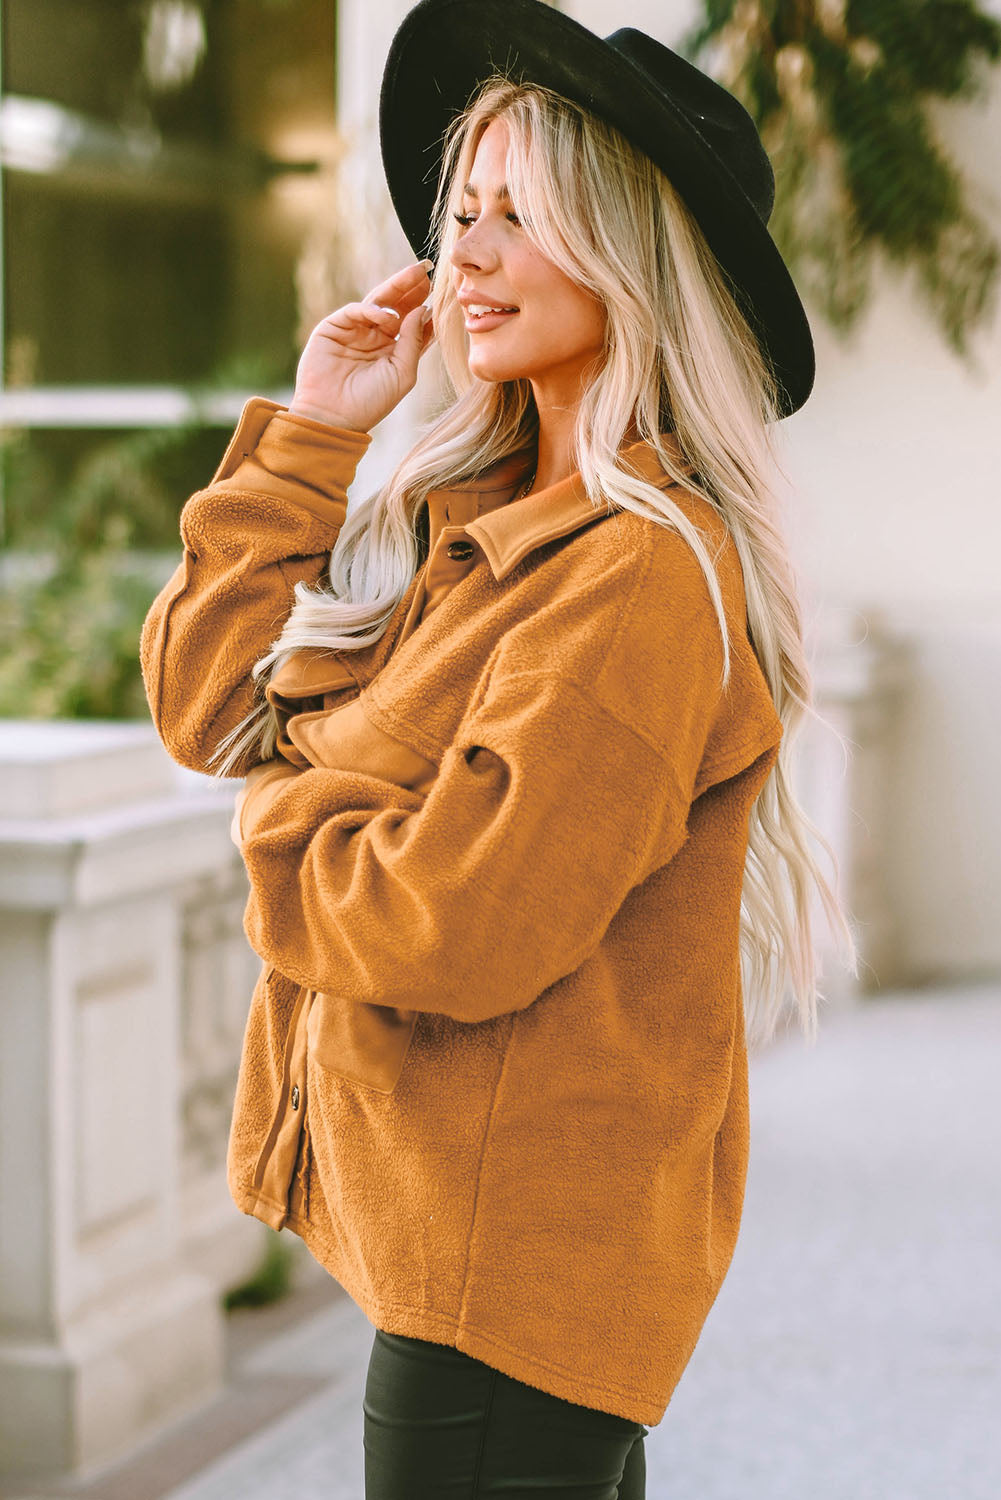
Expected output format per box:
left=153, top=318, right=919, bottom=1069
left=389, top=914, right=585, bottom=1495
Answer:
left=449, top=220, right=498, bottom=273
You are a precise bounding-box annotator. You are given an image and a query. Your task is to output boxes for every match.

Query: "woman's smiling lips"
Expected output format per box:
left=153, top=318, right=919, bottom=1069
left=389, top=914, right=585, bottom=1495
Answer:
left=458, top=292, right=519, bottom=333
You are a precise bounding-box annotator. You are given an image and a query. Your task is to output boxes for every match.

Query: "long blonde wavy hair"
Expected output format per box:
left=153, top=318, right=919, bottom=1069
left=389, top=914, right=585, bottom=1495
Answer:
left=213, top=76, right=857, bottom=1050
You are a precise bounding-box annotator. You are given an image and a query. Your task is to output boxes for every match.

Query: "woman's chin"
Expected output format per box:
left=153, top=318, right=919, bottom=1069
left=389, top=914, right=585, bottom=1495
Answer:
left=467, top=354, right=529, bottom=384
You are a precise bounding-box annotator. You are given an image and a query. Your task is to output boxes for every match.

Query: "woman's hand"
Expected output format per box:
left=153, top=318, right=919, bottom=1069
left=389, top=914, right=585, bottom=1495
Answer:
left=287, top=260, right=436, bottom=434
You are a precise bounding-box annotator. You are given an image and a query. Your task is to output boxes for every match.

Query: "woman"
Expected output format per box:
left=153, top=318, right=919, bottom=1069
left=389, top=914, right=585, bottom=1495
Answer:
left=141, top=1, right=855, bottom=1494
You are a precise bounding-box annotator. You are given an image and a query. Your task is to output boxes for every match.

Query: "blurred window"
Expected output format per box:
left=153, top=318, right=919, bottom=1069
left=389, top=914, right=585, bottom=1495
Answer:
left=0, top=0, right=338, bottom=543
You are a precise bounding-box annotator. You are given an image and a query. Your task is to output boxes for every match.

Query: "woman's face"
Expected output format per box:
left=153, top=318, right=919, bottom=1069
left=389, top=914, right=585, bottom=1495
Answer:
left=448, top=117, right=606, bottom=403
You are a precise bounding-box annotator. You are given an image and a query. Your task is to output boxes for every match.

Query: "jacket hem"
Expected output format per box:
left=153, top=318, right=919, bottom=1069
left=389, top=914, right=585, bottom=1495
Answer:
left=229, top=1181, right=668, bottom=1428
left=449, top=1322, right=668, bottom=1429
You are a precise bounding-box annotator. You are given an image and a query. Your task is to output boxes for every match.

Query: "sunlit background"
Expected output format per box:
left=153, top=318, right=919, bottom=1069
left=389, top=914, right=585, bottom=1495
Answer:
left=0, top=2, right=999, bottom=1496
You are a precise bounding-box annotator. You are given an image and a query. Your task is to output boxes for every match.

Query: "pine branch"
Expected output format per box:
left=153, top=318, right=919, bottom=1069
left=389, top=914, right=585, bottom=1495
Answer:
left=681, top=0, right=1001, bottom=356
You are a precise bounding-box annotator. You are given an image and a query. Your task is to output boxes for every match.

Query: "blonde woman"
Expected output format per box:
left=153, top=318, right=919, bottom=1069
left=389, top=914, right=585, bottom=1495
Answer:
left=141, top=0, right=855, bottom=1494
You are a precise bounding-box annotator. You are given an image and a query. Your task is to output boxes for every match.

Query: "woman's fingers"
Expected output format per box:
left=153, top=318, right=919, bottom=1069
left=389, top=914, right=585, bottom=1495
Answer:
left=378, top=275, right=432, bottom=320
left=323, top=301, right=400, bottom=338
left=314, top=304, right=404, bottom=360
left=364, top=258, right=433, bottom=315
left=320, top=284, right=433, bottom=361
left=288, top=262, right=435, bottom=431
left=391, top=303, right=435, bottom=381
left=319, top=262, right=433, bottom=348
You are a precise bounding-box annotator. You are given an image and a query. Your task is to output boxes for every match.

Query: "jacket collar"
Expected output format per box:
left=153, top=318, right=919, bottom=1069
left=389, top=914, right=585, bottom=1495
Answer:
left=431, top=434, right=698, bottom=583
left=268, top=436, right=698, bottom=701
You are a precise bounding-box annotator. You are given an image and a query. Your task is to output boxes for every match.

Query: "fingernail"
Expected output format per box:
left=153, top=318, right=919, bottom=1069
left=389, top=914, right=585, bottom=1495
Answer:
left=421, top=258, right=434, bottom=270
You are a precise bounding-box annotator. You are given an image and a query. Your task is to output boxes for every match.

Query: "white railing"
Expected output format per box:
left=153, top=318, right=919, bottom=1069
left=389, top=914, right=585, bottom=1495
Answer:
left=0, top=385, right=294, bottom=428
left=0, top=721, right=270, bottom=1479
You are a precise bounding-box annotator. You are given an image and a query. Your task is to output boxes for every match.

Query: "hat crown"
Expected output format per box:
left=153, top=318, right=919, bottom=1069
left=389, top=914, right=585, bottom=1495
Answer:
left=605, top=28, right=775, bottom=225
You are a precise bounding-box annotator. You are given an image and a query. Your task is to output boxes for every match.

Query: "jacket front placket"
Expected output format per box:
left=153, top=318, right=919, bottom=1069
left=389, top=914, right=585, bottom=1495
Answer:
left=394, top=487, right=492, bottom=646
left=246, top=479, right=521, bottom=1229
left=250, top=981, right=316, bottom=1226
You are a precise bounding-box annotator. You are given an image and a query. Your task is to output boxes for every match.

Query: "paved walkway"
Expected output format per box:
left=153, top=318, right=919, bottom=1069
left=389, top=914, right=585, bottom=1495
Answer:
left=10, top=982, right=1000, bottom=1499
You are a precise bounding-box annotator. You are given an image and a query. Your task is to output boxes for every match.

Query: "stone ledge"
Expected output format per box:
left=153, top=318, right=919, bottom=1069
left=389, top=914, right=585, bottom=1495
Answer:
left=0, top=793, right=240, bottom=910
left=0, top=721, right=177, bottom=820
left=0, top=721, right=242, bottom=910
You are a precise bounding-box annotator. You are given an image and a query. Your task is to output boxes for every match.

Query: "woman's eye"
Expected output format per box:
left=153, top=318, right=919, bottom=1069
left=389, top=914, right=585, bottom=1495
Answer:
left=452, top=211, right=522, bottom=228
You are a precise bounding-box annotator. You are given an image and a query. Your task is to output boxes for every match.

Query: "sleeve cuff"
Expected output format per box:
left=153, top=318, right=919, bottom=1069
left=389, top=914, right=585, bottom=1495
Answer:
left=210, top=397, right=373, bottom=527
left=234, top=758, right=302, bottom=845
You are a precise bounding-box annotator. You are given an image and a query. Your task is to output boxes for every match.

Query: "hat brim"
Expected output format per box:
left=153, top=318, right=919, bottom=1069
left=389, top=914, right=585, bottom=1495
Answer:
left=379, top=0, right=814, bottom=417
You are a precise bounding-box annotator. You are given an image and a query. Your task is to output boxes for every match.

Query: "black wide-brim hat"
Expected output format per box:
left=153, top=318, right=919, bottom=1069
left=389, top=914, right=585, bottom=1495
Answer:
left=379, top=0, right=815, bottom=417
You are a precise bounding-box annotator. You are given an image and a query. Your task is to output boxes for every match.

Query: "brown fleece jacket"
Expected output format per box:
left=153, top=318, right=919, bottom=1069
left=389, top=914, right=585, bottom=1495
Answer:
left=140, top=396, right=783, bottom=1427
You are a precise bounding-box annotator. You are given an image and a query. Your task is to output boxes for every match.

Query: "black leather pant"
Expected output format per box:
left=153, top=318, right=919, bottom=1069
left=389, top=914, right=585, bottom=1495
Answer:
left=363, top=1329, right=648, bottom=1498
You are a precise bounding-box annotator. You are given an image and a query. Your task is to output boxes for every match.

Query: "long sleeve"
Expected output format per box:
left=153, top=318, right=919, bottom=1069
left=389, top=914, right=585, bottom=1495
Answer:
left=236, top=619, right=729, bottom=1025
left=139, top=397, right=371, bottom=776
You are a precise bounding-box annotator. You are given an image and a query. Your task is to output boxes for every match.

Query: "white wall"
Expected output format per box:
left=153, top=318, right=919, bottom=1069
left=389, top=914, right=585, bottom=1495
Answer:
left=770, top=52, right=1001, bottom=983
left=775, top=86, right=1001, bottom=619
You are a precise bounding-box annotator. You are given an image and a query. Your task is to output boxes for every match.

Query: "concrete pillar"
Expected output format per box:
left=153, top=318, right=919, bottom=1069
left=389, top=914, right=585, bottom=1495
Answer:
left=334, top=0, right=432, bottom=504
left=798, top=609, right=903, bottom=1005
left=0, top=722, right=259, bottom=1481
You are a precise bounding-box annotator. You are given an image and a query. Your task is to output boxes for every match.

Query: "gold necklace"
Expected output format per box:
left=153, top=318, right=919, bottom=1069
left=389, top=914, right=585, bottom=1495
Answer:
left=513, top=470, right=536, bottom=502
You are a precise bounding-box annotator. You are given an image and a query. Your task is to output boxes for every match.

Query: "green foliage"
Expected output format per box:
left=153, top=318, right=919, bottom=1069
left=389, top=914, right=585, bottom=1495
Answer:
left=223, top=1230, right=295, bottom=1311
left=0, top=352, right=285, bottom=721
left=682, top=0, right=1001, bottom=353
left=0, top=522, right=164, bottom=721
left=0, top=423, right=201, bottom=720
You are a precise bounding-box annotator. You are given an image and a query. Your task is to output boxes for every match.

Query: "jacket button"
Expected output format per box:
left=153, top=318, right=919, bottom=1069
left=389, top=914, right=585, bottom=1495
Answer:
left=291, top=1084, right=300, bottom=1111
left=446, top=539, right=475, bottom=561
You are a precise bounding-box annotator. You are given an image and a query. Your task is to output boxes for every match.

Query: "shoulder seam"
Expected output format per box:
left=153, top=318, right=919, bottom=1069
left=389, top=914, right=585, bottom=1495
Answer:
left=590, top=523, right=656, bottom=707
left=471, top=665, right=682, bottom=780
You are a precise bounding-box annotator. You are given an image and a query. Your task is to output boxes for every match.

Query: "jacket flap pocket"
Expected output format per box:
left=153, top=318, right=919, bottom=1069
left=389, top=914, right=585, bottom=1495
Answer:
left=306, top=993, right=418, bottom=1093
left=287, top=696, right=439, bottom=794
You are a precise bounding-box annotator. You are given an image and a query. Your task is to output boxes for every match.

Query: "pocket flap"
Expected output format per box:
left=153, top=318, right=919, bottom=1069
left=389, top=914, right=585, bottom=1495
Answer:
left=306, top=992, right=418, bottom=1093
left=287, top=696, right=439, bottom=794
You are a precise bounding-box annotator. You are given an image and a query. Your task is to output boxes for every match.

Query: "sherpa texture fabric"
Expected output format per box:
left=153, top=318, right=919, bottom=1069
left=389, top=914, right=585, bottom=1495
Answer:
left=141, top=397, right=783, bottom=1427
